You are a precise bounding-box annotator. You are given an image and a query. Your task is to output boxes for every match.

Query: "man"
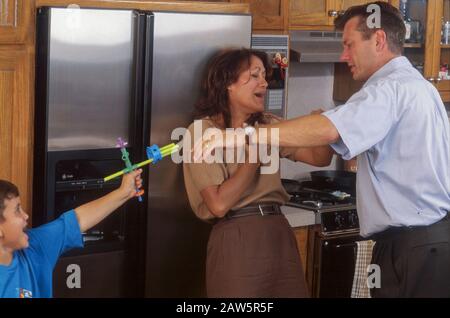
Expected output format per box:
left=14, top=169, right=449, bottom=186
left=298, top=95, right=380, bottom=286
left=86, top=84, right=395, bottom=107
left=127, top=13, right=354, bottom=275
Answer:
left=195, top=2, right=450, bottom=297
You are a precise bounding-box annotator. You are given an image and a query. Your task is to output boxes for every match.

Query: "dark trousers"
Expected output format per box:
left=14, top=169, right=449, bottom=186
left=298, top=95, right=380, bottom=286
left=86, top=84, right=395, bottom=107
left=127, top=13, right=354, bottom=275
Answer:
left=206, top=214, right=308, bottom=298
left=370, top=217, right=450, bottom=298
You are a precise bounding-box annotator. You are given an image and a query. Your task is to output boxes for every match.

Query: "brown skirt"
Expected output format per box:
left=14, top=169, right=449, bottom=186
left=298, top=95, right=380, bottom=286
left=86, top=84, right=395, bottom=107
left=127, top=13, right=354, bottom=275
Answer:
left=206, top=214, right=309, bottom=298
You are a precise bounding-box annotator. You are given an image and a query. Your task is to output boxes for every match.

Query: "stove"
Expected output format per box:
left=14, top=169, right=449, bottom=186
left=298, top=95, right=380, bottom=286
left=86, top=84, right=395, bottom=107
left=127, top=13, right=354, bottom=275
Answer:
left=282, top=179, right=359, bottom=236
left=282, top=177, right=362, bottom=297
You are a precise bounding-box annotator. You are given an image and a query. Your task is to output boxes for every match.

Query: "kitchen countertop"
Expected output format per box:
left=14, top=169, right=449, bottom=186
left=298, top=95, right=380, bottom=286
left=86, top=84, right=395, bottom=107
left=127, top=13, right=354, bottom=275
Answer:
left=280, top=205, right=316, bottom=228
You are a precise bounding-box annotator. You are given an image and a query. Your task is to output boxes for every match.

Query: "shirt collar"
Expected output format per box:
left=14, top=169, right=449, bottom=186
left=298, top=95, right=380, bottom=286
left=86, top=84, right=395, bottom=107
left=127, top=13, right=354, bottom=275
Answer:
left=364, top=56, right=411, bottom=87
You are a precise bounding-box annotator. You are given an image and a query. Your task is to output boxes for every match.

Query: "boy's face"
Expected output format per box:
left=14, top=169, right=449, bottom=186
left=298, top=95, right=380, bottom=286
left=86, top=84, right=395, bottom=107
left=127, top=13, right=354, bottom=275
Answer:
left=0, top=196, right=29, bottom=251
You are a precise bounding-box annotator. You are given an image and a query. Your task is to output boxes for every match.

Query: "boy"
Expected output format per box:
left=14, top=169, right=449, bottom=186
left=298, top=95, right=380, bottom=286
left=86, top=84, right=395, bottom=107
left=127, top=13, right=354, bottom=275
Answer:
left=0, top=169, right=142, bottom=298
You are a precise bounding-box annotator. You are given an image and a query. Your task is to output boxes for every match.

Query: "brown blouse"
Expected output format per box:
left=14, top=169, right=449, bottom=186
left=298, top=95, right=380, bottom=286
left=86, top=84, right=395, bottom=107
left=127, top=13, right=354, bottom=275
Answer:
left=183, top=114, right=298, bottom=221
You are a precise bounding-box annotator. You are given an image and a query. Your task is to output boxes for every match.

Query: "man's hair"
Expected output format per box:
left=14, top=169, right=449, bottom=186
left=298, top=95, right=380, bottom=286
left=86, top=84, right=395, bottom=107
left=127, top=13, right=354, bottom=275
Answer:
left=334, top=1, right=405, bottom=54
left=0, top=180, right=19, bottom=221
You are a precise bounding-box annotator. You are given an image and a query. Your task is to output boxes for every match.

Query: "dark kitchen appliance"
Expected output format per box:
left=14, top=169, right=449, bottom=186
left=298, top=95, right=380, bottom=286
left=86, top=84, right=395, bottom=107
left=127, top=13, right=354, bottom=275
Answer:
left=33, top=7, right=251, bottom=297
left=282, top=178, right=362, bottom=298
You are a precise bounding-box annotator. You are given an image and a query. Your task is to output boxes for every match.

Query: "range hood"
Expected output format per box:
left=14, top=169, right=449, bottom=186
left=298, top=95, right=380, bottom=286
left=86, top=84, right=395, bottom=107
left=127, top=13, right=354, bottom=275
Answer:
left=290, top=30, right=344, bottom=63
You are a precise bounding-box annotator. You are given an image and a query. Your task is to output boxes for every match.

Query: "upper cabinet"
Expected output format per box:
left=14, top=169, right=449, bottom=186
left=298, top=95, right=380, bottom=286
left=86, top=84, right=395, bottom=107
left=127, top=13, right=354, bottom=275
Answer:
left=398, top=0, right=449, bottom=102
left=289, top=0, right=391, bottom=29
left=229, top=0, right=288, bottom=31
left=289, top=0, right=334, bottom=27
left=434, top=0, right=450, bottom=101
left=0, top=0, right=33, bottom=43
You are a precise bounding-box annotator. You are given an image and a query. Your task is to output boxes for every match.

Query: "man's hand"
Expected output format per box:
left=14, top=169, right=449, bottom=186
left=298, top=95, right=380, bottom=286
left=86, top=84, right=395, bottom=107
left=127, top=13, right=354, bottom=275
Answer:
left=310, top=108, right=325, bottom=115
left=193, top=129, right=246, bottom=162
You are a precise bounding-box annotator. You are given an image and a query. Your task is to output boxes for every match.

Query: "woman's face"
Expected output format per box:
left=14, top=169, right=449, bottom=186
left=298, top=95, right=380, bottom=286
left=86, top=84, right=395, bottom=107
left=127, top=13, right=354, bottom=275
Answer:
left=227, top=55, right=268, bottom=114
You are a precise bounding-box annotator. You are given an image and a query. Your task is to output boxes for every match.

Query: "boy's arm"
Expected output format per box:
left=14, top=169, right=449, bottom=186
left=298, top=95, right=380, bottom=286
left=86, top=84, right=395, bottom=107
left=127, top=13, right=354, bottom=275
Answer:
left=74, top=169, right=142, bottom=232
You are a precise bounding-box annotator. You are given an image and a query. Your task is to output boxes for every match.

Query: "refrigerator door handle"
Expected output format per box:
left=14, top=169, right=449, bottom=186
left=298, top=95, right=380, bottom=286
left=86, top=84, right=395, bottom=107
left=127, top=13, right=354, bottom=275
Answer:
left=130, top=11, right=148, bottom=159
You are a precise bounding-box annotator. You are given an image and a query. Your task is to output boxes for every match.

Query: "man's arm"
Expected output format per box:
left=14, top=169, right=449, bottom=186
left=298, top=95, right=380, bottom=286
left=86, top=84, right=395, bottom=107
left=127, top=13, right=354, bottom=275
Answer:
left=260, top=114, right=340, bottom=148
left=75, top=169, right=142, bottom=232
left=194, top=114, right=340, bottom=161
left=291, top=145, right=334, bottom=167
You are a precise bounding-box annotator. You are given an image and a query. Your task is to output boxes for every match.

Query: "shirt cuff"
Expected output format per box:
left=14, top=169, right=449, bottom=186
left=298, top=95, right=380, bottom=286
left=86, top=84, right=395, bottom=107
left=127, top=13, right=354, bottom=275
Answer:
left=323, top=111, right=354, bottom=160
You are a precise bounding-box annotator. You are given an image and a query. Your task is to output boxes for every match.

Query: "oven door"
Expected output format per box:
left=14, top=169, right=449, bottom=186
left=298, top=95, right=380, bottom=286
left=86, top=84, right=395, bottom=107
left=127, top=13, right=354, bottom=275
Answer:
left=310, top=231, right=361, bottom=298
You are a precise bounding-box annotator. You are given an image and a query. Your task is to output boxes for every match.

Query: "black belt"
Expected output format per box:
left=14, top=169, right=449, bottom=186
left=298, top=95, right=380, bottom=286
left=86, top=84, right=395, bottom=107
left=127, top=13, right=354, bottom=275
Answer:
left=369, top=213, right=450, bottom=242
left=222, top=204, right=282, bottom=220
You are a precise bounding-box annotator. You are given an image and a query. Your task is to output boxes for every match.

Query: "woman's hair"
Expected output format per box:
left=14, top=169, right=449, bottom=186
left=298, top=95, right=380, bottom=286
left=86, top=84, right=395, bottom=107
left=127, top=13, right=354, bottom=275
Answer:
left=0, top=179, right=19, bottom=221
left=194, top=48, right=272, bottom=128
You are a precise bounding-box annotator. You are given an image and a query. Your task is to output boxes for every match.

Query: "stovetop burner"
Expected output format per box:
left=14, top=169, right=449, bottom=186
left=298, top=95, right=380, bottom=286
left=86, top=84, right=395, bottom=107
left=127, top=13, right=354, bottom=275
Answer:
left=281, top=178, right=359, bottom=235
left=282, top=179, right=356, bottom=210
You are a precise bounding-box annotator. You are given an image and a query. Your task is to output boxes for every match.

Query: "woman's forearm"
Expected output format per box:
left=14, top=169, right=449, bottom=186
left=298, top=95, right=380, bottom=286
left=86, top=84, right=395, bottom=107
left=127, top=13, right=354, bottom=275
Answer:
left=201, top=163, right=259, bottom=217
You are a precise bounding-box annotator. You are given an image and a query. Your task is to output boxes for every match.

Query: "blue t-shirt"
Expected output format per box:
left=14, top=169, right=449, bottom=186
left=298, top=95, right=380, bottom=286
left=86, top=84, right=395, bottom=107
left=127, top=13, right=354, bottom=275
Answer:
left=0, top=210, right=83, bottom=298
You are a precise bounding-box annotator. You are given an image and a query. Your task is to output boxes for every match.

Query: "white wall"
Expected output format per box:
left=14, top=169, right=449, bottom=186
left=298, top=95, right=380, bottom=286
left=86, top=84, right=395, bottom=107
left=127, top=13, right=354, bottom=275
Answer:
left=280, top=62, right=340, bottom=180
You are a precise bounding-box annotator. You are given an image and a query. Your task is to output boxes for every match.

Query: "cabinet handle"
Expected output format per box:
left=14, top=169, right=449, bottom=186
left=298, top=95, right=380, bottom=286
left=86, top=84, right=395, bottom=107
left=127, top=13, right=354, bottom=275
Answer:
left=338, top=10, right=346, bottom=16
left=427, top=77, right=435, bottom=82
left=328, top=10, right=338, bottom=17
left=436, top=77, right=442, bottom=83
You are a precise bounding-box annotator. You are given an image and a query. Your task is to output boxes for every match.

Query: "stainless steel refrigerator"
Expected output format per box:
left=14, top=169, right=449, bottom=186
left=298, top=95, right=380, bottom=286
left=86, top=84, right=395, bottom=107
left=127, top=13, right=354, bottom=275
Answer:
left=34, top=7, right=251, bottom=297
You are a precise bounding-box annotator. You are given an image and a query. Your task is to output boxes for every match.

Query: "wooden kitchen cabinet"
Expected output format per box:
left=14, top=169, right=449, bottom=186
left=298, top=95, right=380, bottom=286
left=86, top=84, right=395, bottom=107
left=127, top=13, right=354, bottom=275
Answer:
left=334, top=0, right=450, bottom=103
left=0, top=0, right=34, bottom=214
left=0, top=0, right=34, bottom=43
left=432, top=0, right=450, bottom=101
left=289, top=0, right=392, bottom=29
left=0, top=47, right=34, bottom=214
left=229, top=0, right=288, bottom=31
left=293, top=226, right=308, bottom=277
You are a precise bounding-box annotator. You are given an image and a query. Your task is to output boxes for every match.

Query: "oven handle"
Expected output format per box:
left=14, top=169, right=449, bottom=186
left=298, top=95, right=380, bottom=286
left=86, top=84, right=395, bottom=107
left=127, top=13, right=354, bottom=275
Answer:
left=335, top=242, right=357, bottom=248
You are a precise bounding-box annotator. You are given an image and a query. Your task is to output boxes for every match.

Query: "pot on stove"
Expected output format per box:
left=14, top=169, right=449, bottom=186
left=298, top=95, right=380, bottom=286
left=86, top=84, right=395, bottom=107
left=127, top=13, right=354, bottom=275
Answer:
left=310, top=170, right=356, bottom=194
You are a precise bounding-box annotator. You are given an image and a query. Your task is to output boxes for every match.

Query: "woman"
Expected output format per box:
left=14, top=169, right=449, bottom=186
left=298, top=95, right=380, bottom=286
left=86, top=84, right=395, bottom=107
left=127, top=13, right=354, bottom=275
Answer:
left=183, top=48, right=332, bottom=298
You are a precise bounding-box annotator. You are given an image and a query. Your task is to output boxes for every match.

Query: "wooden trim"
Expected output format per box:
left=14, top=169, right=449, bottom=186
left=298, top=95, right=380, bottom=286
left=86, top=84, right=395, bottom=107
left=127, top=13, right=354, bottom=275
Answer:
left=424, top=0, right=443, bottom=78
left=437, top=80, right=450, bottom=102
left=36, top=0, right=250, bottom=13
left=404, top=43, right=422, bottom=48
left=289, top=24, right=335, bottom=31
left=282, top=0, right=288, bottom=32
left=440, top=91, right=450, bottom=103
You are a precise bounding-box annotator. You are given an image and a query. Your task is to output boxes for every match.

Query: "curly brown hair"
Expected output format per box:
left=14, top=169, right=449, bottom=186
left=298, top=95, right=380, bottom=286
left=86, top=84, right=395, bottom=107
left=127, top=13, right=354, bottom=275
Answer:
left=0, top=179, right=19, bottom=221
left=194, top=48, right=272, bottom=128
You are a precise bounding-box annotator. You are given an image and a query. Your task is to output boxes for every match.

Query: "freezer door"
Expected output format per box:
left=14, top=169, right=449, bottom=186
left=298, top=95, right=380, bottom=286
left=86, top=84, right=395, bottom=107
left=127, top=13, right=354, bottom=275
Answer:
left=145, top=12, right=251, bottom=297
left=46, top=8, right=137, bottom=151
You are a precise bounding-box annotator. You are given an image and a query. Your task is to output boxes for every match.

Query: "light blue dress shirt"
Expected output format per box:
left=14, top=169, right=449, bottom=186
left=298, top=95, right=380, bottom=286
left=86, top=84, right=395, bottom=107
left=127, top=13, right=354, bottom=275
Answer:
left=324, top=56, right=450, bottom=237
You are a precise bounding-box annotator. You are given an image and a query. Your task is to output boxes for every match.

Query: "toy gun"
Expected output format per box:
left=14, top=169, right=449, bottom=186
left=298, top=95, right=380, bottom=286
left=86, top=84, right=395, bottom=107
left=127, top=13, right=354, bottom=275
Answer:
left=104, top=138, right=180, bottom=201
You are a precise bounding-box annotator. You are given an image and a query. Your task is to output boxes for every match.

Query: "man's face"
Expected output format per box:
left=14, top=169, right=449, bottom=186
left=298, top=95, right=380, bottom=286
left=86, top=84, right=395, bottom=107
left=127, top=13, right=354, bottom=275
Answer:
left=0, top=196, right=29, bottom=251
left=340, top=16, right=379, bottom=81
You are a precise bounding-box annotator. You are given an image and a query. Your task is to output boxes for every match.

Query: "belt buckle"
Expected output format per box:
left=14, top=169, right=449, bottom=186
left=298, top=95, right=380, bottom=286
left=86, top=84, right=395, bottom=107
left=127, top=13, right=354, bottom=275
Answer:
left=258, top=204, right=264, bottom=216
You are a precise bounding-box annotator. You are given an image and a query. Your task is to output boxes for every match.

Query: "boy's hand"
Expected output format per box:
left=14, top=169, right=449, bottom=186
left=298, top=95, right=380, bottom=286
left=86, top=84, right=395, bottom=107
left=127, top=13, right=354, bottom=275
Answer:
left=119, top=169, right=143, bottom=200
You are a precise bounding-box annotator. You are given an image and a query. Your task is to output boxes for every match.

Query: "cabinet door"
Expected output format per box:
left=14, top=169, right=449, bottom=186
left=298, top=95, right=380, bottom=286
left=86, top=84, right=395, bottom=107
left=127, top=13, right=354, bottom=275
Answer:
left=289, top=0, right=392, bottom=28
left=436, top=0, right=450, bottom=102
left=290, top=0, right=336, bottom=27
left=0, top=0, right=33, bottom=44
left=338, top=0, right=388, bottom=11
left=0, top=47, right=33, bottom=213
left=230, top=0, right=287, bottom=30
